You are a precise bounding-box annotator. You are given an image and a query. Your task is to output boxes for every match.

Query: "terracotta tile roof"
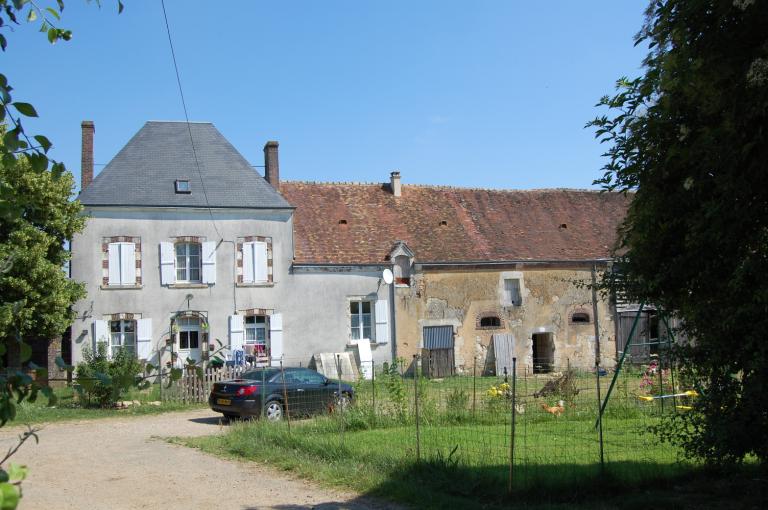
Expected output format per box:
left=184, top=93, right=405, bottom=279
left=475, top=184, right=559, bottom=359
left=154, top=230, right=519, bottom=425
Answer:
left=280, top=182, right=630, bottom=264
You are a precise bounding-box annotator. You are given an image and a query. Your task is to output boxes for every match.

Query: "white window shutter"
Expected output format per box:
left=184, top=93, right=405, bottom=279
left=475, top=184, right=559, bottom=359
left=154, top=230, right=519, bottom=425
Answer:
left=242, top=242, right=255, bottom=283
left=93, top=320, right=109, bottom=352
left=107, top=243, right=121, bottom=285
left=120, top=243, right=136, bottom=285
left=254, top=241, right=268, bottom=282
left=160, top=242, right=176, bottom=285
left=136, top=318, right=152, bottom=360
left=202, top=241, right=216, bottom=284
left=269, top=313, right=283, bottom=367
left=229, top=314, right=245, bottom=352
left=375, top=299, right=390, bottom=344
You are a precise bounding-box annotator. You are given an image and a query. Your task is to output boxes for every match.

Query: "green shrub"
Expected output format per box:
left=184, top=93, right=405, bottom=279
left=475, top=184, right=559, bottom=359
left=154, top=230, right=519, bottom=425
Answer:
left=75, top=344, right=143, bottom=407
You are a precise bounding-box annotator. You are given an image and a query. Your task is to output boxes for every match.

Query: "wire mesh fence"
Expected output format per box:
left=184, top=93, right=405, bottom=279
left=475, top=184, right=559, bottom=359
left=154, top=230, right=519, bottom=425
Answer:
left=202, top=353, right=694, bottom=492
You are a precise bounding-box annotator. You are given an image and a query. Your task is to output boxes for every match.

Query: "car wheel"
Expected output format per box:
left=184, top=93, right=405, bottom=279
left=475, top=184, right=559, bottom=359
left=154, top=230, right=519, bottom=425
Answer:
left=334, top=392, right=352, bottom=412
left=264, top=400, right=283, bottom=421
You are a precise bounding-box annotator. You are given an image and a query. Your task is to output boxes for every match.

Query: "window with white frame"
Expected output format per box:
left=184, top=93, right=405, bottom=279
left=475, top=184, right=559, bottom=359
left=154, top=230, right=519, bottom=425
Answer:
left=505, top=278, right=522, bottom=306
left=177, top=316, right=201, bottom=351
left=245, top=315, right=268, bottom=355
left=175, top=242, right=201, bottom=282
left=350, top=300, right=373, bottom=340
left=110, top=319, right=136, bottom=356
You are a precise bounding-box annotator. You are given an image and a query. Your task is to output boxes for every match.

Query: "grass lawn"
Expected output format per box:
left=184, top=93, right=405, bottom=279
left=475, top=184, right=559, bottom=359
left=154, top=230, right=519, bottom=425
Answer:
left=11, top=384, right=205, bottom=425
left=177, top=369, right=764, bottom=509
left=178, top=415, right=764, bottom=509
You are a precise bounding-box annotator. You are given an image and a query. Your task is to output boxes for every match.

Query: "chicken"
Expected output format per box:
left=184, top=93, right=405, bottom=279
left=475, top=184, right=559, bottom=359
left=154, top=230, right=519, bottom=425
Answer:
left=515, top=403, right=526, bottom=415
left=540, top=400, right=565, bottom=417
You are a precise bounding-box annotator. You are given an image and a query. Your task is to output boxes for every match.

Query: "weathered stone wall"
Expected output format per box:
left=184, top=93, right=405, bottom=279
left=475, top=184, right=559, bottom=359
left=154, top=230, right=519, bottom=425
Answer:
left=394, top=267, right=616, bottom=373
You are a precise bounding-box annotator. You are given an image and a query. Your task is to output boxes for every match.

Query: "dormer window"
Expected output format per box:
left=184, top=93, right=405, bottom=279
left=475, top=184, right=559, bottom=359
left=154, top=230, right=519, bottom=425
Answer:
left=175, top=180, right=191, bottom=193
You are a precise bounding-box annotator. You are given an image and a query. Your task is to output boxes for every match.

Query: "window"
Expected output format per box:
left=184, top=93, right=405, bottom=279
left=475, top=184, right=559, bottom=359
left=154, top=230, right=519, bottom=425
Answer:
left=107, top=242, right=136, bottom=286
left=176, top=243, right=201, bottom=282
left=242, top=241, right=268, bottom=283
left=570, top=308, right=591, bottom=324
left=571, top=312, right=591, bottom=324
left=110, top=320, right=136, bottom=356
left=175, top=179, right=191, bottom=193
left=245, top=315, right=268, bottom=355
left=350, top=300, right=373, bottom=340
left=480, top=316, right=502, bottom=328
left=393, top=255, right=411, bottom=285
left=505, top=279, right=522, bottom=306
left=177, top=316, right=200, bottom=351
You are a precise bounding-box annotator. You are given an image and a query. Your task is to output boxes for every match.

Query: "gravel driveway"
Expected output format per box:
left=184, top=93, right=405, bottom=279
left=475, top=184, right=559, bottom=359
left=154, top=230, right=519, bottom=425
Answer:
left=0, top=409, right=395, bottom=510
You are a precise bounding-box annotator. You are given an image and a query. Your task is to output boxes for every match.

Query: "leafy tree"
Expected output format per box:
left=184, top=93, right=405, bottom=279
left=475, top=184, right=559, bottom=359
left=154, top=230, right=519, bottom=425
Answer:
left=0, top=2, right=121, bottom=507
left=0, top=140, right=85, bottom=376
left=589, top=0, right=768, bottom=463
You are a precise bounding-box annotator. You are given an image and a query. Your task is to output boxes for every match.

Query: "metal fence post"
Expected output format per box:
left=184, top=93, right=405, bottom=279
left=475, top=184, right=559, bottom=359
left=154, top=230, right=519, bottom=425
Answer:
left=371, top=360, right=376, bottom=422
left=591, top=264, right=605, bottom=471
left=337, top=354, right=344, bottom=445
left=280, top=360, right=291, bottom=432
left=472, top=356, right=477, bottom=418
left=508, top=357, right=517, bottom=494
left=414, top=354, right=421, bottom=463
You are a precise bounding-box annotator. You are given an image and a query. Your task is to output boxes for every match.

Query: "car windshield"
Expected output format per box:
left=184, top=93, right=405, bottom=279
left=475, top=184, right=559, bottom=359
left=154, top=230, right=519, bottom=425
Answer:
left=241, top=369, right=278, bottom=381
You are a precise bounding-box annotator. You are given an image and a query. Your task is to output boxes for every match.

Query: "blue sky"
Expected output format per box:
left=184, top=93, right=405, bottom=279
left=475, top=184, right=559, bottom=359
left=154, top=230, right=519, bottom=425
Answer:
left=4, top=1, right=647, bottom=192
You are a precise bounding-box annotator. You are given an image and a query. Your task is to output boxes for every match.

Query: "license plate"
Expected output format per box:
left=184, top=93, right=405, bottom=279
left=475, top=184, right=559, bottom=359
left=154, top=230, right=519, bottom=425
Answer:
left=216, top=398, right=231, bottom=406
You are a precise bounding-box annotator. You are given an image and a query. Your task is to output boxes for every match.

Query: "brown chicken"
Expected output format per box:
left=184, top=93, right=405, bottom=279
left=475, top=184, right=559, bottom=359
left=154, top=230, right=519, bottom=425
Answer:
left=540, top=400, right=565, bottom=417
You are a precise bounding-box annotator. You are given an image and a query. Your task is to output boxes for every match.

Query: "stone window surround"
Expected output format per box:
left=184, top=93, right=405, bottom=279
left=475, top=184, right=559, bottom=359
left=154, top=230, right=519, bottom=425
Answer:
left=101, top=236, right=142, bottom=289
left=569, top=308, right=593, bottom=325
left=235, top=236, right=274, bottom=286
left=476, top=311, right=504, bottom=330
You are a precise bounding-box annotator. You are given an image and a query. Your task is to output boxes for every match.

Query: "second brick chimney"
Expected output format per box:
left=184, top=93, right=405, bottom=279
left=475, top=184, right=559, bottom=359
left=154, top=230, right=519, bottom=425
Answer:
left=264, top=141, right=279, bottom=190
left=81, top=120, right=95, bottom=191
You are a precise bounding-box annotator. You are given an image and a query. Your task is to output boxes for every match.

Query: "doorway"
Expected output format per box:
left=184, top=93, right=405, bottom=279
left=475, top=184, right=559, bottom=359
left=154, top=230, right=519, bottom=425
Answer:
left=532, top=333, right=555, bottom=374
left=176, top=316, right=202, bottom=364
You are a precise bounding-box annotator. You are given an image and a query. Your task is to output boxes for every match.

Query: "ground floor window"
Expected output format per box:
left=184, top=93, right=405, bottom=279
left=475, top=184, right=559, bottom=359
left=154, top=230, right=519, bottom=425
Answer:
left=177, top=316, right=200, bottom=351
left=350, top=300, right=372, bottom=340
left=110, top=320, right=136, bottom=356
left=245, top=315, right=268, bottom=355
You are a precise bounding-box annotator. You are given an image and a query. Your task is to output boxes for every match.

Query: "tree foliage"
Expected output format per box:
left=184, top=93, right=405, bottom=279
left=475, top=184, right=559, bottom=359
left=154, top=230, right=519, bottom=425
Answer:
left=589, top=0, right=768, bottom=463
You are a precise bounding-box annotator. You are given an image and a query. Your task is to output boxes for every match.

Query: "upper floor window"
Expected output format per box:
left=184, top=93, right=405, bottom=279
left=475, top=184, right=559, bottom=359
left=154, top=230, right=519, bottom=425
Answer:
left=393, top=255, right=411, bottom=286
left=176, top=242, right=201, bottom=282
left=504, top=278, right=522, bottom=306
left=102, top=236, right=141, bottom=287
left=237, top=236, right=273, bottom=285
left=110, top=319, right=136, bottom=356
left=350, top=300, right=373, bottom=340
left=160, top=239, right=216, bottom=286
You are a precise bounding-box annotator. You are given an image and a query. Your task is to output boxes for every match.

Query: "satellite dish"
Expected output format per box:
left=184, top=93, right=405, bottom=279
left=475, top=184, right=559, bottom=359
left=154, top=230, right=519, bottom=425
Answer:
left=382, top=268, right=394, bottom=285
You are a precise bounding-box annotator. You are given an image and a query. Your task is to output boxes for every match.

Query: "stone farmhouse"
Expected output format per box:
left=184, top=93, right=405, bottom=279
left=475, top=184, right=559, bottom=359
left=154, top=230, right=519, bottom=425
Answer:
left=67, top=120, right=629, bottom=376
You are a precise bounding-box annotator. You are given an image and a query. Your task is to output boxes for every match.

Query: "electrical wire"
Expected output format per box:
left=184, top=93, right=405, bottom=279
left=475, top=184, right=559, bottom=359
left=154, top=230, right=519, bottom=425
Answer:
left=160, top=0, right=222, bottom=241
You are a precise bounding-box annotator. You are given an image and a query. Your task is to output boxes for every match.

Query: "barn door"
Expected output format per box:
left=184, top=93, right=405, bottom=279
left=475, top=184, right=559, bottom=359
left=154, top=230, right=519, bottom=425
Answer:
left=422, top=326, right=455, bottom=378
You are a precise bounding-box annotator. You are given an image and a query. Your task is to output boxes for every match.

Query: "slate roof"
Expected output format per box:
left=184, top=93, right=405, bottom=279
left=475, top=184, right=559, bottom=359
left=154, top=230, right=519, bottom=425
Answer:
left=78, top=121, right=292, bottom=209
left=280, top=182, right=630, bottom=264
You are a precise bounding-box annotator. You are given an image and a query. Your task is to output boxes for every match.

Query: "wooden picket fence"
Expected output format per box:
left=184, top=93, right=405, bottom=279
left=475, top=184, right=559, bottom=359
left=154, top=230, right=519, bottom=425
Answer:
left=162, top=365, right=249, bottom=403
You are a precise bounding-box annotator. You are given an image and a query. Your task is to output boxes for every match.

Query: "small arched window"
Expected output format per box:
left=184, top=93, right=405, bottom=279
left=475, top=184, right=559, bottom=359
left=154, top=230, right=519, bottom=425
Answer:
left=571, top=311, right=591, bottom=324
left=477, top=313, right=503, bottom=329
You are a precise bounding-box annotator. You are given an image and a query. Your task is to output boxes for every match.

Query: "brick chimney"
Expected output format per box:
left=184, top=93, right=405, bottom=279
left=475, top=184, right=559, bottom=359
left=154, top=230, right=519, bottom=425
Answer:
left=264, top=141, right=279, bottom=190
left=81, top=121, right=95, bottom=190
left=390, top=171, right=401, bottom=197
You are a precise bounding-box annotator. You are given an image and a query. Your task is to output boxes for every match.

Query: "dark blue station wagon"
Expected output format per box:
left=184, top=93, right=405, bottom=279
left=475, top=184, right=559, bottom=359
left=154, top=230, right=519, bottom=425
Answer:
left=209, top=367, right=354, bottom=420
